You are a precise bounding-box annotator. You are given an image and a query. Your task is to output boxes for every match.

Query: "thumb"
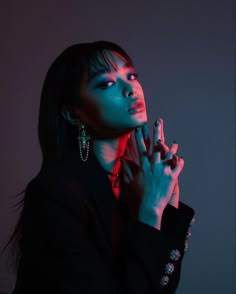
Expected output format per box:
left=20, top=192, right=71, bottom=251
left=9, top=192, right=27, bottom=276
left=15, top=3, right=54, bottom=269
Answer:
left=120, top=158, right=133, bottom=183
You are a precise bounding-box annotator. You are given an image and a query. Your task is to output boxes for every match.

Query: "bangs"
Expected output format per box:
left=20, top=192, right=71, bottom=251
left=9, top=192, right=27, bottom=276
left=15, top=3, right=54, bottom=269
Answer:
left=84, top=49, right=134, bottom=81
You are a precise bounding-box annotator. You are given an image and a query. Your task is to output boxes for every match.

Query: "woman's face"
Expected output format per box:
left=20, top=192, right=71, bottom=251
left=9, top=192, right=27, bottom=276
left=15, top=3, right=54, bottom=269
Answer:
left=76, top=50, right=147, bottom=138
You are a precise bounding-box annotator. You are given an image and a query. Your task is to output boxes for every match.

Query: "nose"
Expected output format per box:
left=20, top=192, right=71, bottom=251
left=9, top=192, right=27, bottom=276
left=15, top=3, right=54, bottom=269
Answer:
left=123, top=82, right=136, bottom=98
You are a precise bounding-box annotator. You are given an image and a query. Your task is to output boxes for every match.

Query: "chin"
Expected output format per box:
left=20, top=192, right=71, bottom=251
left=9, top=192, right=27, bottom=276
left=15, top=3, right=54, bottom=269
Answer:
left=133, top=112, right=148, bottom=125
left=127, top=115, right=147, bottom=130
left=113, top=111, right=148, bottom=130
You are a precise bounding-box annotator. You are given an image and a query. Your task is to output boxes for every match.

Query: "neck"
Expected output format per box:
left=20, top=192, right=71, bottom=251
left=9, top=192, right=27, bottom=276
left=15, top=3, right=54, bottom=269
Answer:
left=92, top=133, right=130, bottom=176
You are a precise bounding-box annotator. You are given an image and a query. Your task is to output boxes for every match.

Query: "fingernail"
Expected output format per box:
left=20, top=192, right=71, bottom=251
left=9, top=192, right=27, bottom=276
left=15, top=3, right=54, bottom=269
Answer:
left=155, top=120, right=159, bottom=127
left=135, top=127, right=140, bottom=132
left=173, top=140, right=177, bottom=143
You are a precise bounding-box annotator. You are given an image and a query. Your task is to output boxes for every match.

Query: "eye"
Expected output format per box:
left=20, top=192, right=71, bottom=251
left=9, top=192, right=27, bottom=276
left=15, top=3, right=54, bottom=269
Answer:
left=97, top=80, right=114, bottom=89
left=128, top=73, right=139, bottom=80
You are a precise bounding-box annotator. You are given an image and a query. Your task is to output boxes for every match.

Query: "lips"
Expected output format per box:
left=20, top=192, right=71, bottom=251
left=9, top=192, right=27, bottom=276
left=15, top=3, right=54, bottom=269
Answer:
left=128, top=101, right=145, bottom=112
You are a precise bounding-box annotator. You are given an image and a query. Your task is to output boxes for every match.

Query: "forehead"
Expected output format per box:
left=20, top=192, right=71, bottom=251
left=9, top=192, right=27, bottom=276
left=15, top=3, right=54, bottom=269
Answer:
left=86, top=50, right=134, bottom=81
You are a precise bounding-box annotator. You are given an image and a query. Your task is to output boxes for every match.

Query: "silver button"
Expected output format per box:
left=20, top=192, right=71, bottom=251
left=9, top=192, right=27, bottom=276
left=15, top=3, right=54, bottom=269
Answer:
left=160, top=275, right=169, bottom=286
left=190, top=217, right=195, bottom=226
left=170, top=249, right=181, bottom=261
left=165, top=262, right=175, bottom=275
left=184, top=241, right=189, bottom=251
left=186, top=229, right=192, bottom=239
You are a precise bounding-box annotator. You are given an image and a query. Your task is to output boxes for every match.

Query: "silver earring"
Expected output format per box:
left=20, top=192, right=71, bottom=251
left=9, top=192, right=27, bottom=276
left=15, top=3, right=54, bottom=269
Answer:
left=77, top=124, right=91, bottom=162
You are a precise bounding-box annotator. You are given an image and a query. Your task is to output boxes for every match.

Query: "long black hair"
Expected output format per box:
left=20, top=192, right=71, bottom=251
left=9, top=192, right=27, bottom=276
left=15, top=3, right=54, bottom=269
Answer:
left=38, top=41, right=134, bottom=164
left=2, top=40, right=134, bottom=270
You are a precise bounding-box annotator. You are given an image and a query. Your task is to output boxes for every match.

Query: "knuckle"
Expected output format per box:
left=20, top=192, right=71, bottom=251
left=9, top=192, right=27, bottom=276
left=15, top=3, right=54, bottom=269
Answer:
left=163, top=166, right=171, bottom=174
left=163, top=144, right=169, bottom=151
left=180, top=157, right=185, bottom=164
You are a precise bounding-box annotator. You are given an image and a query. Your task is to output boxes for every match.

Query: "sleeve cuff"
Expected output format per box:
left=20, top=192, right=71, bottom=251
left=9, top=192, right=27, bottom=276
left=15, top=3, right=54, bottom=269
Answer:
left=161, top=201, right=195, bottom=241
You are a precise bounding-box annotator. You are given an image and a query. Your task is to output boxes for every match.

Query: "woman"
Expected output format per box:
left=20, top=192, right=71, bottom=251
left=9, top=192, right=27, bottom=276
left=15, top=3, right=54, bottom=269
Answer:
left=7, top=41, right=195, bottom=293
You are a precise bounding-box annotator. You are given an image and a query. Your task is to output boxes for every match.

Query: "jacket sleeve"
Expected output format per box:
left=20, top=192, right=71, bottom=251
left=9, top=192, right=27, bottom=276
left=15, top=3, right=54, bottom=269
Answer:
left=162, top=202, right=195, bottom=244
left=14, top=182, right=195, bottom=294
left=115, top=202, right=195, bottom=293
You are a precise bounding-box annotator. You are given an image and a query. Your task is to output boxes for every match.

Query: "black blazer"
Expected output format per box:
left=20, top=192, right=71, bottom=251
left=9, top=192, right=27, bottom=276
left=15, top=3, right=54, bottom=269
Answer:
left=12, top=150, right=195, bottom=294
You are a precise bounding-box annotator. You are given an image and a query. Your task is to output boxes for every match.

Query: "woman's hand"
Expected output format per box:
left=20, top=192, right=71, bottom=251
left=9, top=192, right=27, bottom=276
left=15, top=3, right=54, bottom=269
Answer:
left=144, top=118, right=180, bottom=208
left=121, top=119, right=184, bottom=229
left=124, top=119, right=181, bottom=208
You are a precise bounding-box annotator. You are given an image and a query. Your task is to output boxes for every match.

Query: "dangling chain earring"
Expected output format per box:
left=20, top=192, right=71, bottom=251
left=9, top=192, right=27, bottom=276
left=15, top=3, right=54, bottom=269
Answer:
left=77, top=124, right=91, bottom=162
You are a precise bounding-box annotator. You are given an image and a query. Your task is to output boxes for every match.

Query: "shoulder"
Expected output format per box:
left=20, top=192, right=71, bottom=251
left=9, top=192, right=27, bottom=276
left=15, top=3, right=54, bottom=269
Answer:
left=25, top=156, right=91, bottom=212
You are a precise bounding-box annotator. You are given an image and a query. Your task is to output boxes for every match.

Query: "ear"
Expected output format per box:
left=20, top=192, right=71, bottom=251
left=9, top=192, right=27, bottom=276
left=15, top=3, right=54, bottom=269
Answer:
left=61, top=107, right=79, bottom=126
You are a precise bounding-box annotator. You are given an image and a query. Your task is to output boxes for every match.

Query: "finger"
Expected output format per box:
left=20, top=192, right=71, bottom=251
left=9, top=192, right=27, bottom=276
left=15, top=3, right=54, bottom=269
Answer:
left=121, top=156, right=140, bottom=172
left=161, top=141, right=177, bottom=161
left=165, top=153, right=178, bottom=169
left=125, top=133, right=139, bottom=165
left=168, top=182, right=180, bottom=207
left=165, top=151, right=174, bottom=161
left=161, top=142, right=169, bottom=153
left=156, top=140, right=169, bottom=160
left=163, top=142, right=178, bottom=162
left=153, top=119, right=168, bottom=161
left=142, top=123, right=151, bottom=157
left=152, top=140, right=162, bottom=164
left=135, top=127, right=149, bottom=167
left=120, top=158, right=133, bottom=183
left=153, top=119, right=162, bottom=150
left=160, top=118, right=166, bottom=143
left=172, top=157, right=185, bottom=177
left=171, top=154, right=179, bottom=169
left=169, top=141, right=178, bottom=155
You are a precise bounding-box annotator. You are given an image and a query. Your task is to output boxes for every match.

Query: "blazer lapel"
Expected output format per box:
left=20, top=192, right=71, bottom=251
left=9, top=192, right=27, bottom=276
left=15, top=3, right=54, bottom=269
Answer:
left=64, top=150, right=119, bottom=249
left=86, top=152, right=119, bottom=249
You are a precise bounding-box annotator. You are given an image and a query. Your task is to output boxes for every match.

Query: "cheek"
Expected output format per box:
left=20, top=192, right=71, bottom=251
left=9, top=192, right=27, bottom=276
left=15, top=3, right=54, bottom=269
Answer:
left=80, top=94, right=113, bottom=124
left=135, top=81, right=144, bottom=95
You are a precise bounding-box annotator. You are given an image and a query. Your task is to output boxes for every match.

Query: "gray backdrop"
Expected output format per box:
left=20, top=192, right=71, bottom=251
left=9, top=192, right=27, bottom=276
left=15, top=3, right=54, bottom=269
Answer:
left=0, top=0, right=235, bottom=293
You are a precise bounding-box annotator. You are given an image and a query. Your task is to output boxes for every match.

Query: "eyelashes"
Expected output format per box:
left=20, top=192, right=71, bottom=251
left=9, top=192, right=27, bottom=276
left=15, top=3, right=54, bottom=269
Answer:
left=97, top=72, right=139, bottom=89
left=129, top=73, right=139, bottom=80
left=98, top=81, right=114, bottom=89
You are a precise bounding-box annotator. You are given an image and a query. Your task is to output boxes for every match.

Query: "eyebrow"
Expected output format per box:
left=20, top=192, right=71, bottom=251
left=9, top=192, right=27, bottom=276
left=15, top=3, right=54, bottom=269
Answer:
left=87, top=62, right=134, bottom=81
